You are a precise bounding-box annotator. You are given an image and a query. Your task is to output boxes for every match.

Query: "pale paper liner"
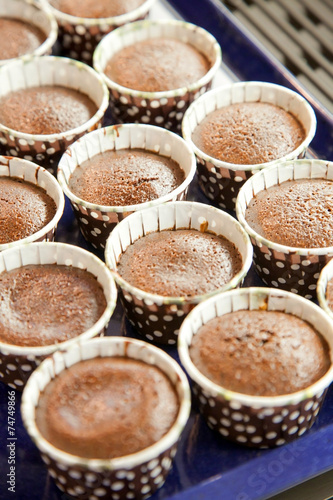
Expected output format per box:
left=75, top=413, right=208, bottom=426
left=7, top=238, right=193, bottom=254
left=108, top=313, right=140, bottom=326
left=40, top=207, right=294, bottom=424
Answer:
left=40, top=0, right=156, bottom=64
left=236, top=159, right=333, bottom=299
left=21, top=336, right=191, bottom=500
left=104, top=200, right=253, bottom=345
left=178, top=287, right=333, bottom=448
left=0, top=55, right=109, bottom=173
left=182, top=81, right=317, bottom=210
left=0, top=0, right=58, bottom=65
left=317, top=258, right=333, bottom=322
left=93, top=19, right=222, bottom=132
left=57, top=123, right=197, bottom=249
left=0, top=156, right=65, bottom=251
left=0, top=242, right=117, bottom=389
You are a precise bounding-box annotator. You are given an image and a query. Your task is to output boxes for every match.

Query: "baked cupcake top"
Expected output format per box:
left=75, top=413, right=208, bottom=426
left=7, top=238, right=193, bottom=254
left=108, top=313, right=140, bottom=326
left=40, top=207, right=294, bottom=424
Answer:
left=0, top=86, right=98, bottom=135
left=117, top=228, right=242, bottom=297
left=105, top=38, right=211, bottom=92
left=0, top=264, right=107, bottom=347
left=49, top=0, right=146, bottom=18
left=245, top=178, right=333, bottom=248
left=0, top=177, right=57, bottom=244
left=0, top=17, right=46, bottom=60
left=191, top=102, right=305, bottom=165
left=68, top=148, right=185, bottom=206
left=190, top=309, right=331, bottom=396
left=35, top=356, right=179, bottom=458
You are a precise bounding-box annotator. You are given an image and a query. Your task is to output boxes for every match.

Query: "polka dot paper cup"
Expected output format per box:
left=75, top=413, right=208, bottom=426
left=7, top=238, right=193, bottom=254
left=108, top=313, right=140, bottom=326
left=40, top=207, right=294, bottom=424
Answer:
left=0, top=0, right=58, bottom=65
left=57, top=123, right=197, bottom=250
left=105, top=201, right=252, bottom=345
left=317, top=259, right=333, bottom=322
left=0, top=242, right=117, bottom=390
left=236, top=159, right=333, bottom=299
left=21, top=336, right=191, bottom=499
left=178, top=287, right=333, bottom=448
left=0, top=55, right=109, bottom=174
left=93, top=19, right=221, bottom=133
left=0, top=156, right=64, bottom=251
left=182, top=81, right=316, bottom=211
left=41, top=0, right=156, bottom=65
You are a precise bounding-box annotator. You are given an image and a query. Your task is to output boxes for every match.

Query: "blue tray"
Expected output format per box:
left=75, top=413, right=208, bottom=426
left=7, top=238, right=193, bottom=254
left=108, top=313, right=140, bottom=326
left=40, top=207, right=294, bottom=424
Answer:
left=1, top=1, right=333, bottom=499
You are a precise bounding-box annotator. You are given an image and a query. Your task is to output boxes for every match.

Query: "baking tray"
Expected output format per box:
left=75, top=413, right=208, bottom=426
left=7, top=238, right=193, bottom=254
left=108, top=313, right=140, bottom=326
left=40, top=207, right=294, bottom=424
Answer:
left=1, top=1, right=333, bottom=499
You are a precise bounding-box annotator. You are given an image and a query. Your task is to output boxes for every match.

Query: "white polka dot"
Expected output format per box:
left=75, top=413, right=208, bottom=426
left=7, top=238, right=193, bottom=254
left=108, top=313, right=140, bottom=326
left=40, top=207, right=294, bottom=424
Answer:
left=208, top=398, right=216, bottom=407
left=298, top=415, right=305, bottom=424
left=150, top=100, right=160, bottom=108
left=92, top=488, right=107, bottom=497
left=276, top=261, right=285, bottom=268
left=126, top=471, right=135, bottom=481
left=222, top=408, right=230, bottom=416
left=220, top=418, right=231, bottom=427
left=155, top=116, right=164, bottom=124
left=272, top=415, right=283, bottom=424
left=7, top=364, right=17, bottom=371
left=275, top=439, right=286, bottom=446
left=288, top=426, right=299, bottom=435
left=146, top=334, right=154, bottom=341
left=149, top=314, right=158, bottom=322
left=246, top=425, right=256, bottom=434
left=219, top=428, right=229, bottom=436
left=304, top=401, right=314, bottom=411
left=111, top=481, right=125, bottom=491
left=153, top=474, right=164, bottom=485
left=298, top=427, right=307, bottom=436
left=264, top=253, right=271, bottom=261
left=153, top=330, right=163, bottom=337
left=168, top=339, right=176, bottom=345
left=162, top=457, right=172, bottom=469
left=236, top=435, right=247, bottom=443
left=120, top=96, right=128, bottom=104
left=19, top=138, right=28, bottom=146
left=14, top=379, right=23, bottom=386
left=176, top=112, right=183, bottom=121
left=141, top=115, right=150, bottom=123
left=262, top=268, right=270, bottom=275
left=134, top=307, right=143, bottom=315
left=302, top=259, right=313, bottom=267
left=85, top=473, right=97, bottom=483
left=163, top=315, right=173, bottom=322
left=290, top=411, right=300, bottom=420
left=271, top=281, right=278, bottom=287
left=291, top=264, right=300, bottom=270
left=251, top=436, right=263, bottom=444
left=46, top=147, right=56, bottom=155
left=266, top=431, right=277, bottom=440
left=80, top=218, right=89, bottom=225
left=231, top=412, right=243, bottom=421
left=235, top=424, right=245, bottom=432
left=76, top=25, right=86, bottom=35
left=20, top=364, right=32, bottom=372
left=208, top=416, right=217, bottom=426
left=234, top=176, right=243, bottom=183
left=150, top=466, right=162, bottom=478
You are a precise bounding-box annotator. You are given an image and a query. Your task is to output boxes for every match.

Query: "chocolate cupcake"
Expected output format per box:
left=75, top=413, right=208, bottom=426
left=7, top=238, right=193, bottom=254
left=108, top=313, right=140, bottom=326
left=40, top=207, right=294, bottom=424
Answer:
left=21, top=336, right=191, bottom=499
left=0, top=156, right=64, bottom=251
left=182, top=81, right=316, bottom=210
left=93, top=19, right=221, bottom=132
left=105, top=201, right=252, bottom=345
left=0, top=55, right=109, bottom=174
left=178, top=287, right=333, bottom=448
left=236, top=159, right=333, bottom=299
left=42, top=0, right=156, bottom=64
left=0, top=242, right=117, bottom=389
left=57, top=124, right=196, bottom=250
left=0, top=0, right=58, bottom=65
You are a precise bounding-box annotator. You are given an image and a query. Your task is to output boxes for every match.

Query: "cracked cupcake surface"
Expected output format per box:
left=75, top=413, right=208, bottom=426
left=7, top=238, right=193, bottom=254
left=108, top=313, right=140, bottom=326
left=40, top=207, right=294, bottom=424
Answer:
left=245, top=178, right=333, bottom=248
left=35, top=356, right=179, bottom=459
left=191, top=102, right=305, bottom=165
left=190, top=309, right=330, bottom=396
left=117, top=228, right=242, bottom=297
left=68, top=148, right=185, bottom=206
left=0, top=177, right=57, bottom=244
